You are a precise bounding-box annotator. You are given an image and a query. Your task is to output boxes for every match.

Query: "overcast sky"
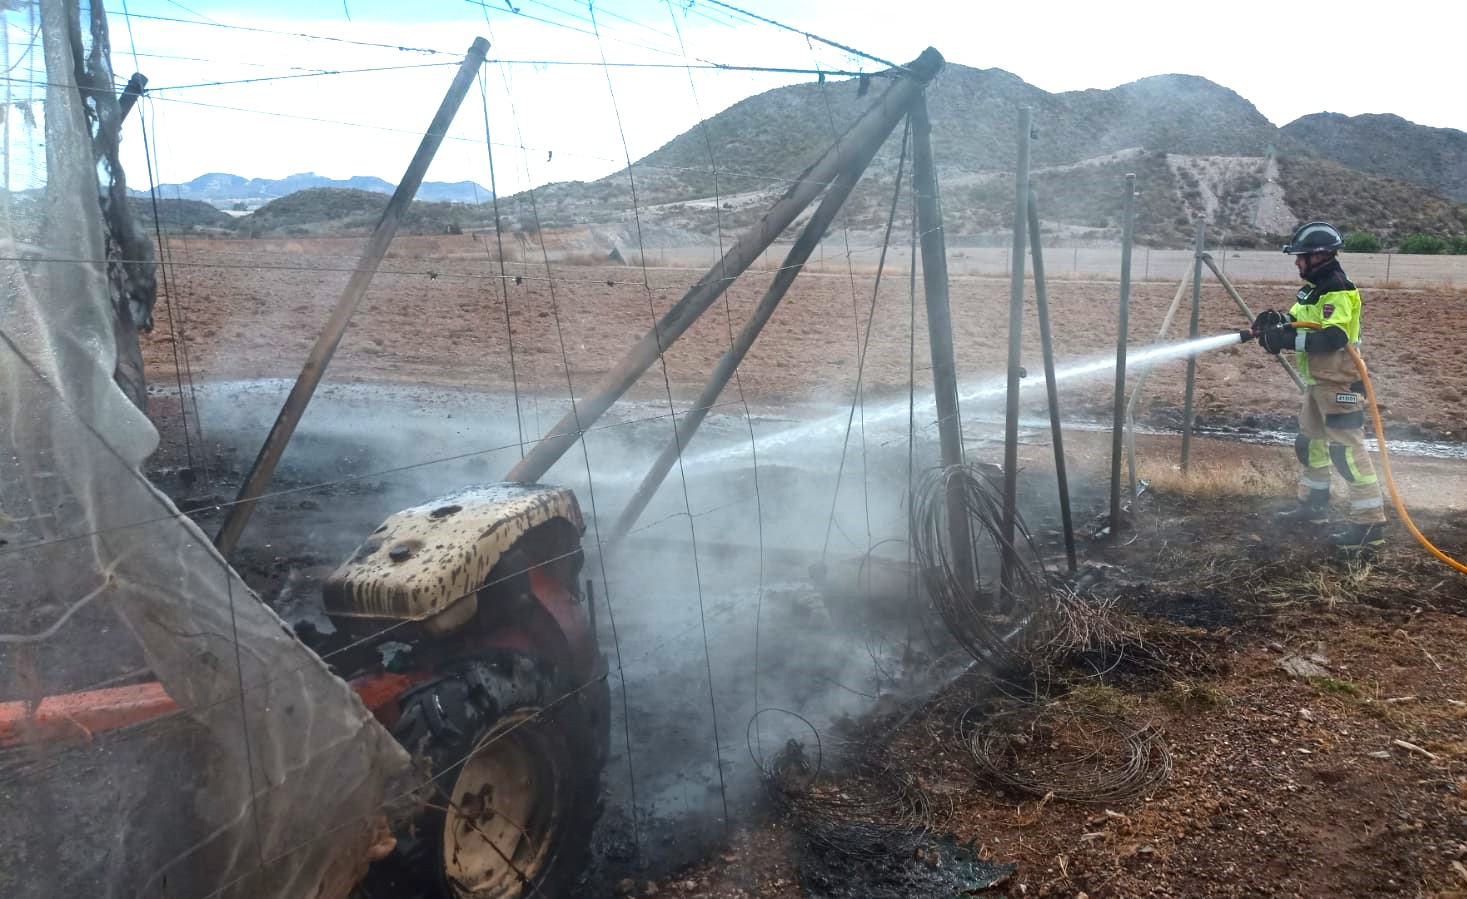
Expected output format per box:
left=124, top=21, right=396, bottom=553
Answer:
left=78, top=0, right=1464, bottom=194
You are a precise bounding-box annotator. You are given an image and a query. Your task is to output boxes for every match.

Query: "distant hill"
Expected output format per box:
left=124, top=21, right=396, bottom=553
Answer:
left=1282, top=112, right=1467, bottom=202
left=145, top=63, right=1467, bottom=249
left=500, top=63, right=1467, bottom=249
left=132, top=171, right=492, bottom=208
left=233, top=187, right=491, bottom=237
left=124, top=196, right=235, bottom=234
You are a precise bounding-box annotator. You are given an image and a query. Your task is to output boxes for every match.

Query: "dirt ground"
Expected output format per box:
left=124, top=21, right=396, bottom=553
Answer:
left=142, top=234, right=1467, bottom=451
left=135, top=234, right=1467, bottom=898
left=590, top=489, right=1467, bottom=899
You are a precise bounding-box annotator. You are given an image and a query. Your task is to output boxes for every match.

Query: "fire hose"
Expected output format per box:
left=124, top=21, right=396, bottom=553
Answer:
left=1240, top=320, right=1467, bottom=574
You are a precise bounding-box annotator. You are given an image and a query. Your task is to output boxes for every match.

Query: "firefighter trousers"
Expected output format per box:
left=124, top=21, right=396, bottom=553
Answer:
left=1295, top=384, right=1387, bottom=525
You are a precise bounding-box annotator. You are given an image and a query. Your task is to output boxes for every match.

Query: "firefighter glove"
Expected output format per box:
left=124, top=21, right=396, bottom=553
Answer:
left=1252, top=309, right=1285, bottom=332
left=1260, top=322, right=1295, bottom=355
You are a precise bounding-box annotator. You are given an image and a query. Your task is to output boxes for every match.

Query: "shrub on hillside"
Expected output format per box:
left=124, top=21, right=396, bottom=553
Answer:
left=1340, top=230, right=1381, bottom=253
left=1398, top=232, right=1447, bottom=254
left=1451, top=235, right=1467, bottom=255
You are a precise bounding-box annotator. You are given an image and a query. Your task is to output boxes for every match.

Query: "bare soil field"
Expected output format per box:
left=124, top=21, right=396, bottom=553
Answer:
left=142, top=234, right=1467, bottom=452
left=134, top=234, right=1467, bottom=899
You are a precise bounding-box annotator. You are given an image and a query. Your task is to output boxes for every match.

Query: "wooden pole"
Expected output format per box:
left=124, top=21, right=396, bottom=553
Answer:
left=118, top=73, right=146, bottom=123
left=610, top=163, right=872, bottom=541
left=1107, top=174, right=1136, bottom=534
left=1125, top=275, right=1190, bottom=500
left=1000, top=108, right=1032, bottom=603
left=505, top=48, right=945, bottom=484
left=1181, top=222, right=1205, bottom=472
left=911, top=93, right=975, bottom=590
left=1200, top=253, right=1306, bottom=391
left=215, top=38, right=491, bottom=556
left=1027, top=189, right=1076, bottom=574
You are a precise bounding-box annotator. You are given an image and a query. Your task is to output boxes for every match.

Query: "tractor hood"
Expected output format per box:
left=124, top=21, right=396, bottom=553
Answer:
left=323, top=483, right=584, bottom=623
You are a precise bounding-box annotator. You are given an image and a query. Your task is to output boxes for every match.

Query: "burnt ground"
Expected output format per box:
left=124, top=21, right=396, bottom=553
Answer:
left=597, top=492, right=1467, bottom=899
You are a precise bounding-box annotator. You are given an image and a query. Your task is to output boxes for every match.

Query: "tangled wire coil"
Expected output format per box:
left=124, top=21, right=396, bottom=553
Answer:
left=967, top=703, right=1172, bottom=804
left=910, top=464, right=1053, bottom=664
left=763, top=737, right=931, bottom=857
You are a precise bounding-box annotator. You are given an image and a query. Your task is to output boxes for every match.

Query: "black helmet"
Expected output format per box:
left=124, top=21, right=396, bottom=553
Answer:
left=1282, top=221, right=1343, bottom=255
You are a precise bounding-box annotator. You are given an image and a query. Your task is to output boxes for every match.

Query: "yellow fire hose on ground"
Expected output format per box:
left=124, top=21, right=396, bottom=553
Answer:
left=1251, top=320, right=1467, bottom=574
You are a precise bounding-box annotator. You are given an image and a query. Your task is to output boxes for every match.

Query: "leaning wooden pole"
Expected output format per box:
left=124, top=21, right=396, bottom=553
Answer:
left=215, top=37, right=490, bottom=556
left=911, top=93, right=975, bottom=591
left=1200, top=252, right=1306, bottom=391
left=1027, top=188, right=1077, bottom=574
left=506, top=48, right=945, bottom=485
left=611, top=162, right=874, bottom=541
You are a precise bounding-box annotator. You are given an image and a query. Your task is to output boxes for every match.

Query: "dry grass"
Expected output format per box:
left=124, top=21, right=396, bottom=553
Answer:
left=1136, top=455, right=1293, bottom=498
left=1161, top=679, right=1230, bottom=712
left=1254, top=560, right=1385, bottom=609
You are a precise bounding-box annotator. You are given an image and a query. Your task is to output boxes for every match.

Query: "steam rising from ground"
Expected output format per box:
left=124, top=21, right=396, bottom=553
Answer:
left=186, top=378, right=953, bottom=876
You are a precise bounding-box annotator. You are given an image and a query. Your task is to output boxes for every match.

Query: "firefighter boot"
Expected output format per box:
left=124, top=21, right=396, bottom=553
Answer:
left=1275, top=488, right=1329, bottom=527
left=1329, top=522, right=1386, bottom=550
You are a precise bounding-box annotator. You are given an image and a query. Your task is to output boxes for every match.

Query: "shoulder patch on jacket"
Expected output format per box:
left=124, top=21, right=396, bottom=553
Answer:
left=1322, top=302, right=1334, bottom=317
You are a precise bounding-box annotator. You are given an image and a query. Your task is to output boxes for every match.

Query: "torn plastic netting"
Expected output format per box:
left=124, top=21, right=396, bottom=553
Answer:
left=0, top=1, right=410, bottom=896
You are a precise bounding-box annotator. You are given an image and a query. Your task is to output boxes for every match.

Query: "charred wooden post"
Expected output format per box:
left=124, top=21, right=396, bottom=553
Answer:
left=505, top=48, right=945, bottom=485
left=911, top=94, right=975, bottom=592
left=117, top=73, right=146, bottom=122
left=215, top=38, right=491, bottom=556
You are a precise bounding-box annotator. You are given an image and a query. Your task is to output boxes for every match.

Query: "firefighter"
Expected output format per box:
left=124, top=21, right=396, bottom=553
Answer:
left=1252, top=221, right=1386, bottom=549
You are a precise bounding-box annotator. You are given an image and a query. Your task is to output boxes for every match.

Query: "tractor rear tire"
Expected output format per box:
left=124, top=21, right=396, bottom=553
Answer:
left=368, top=652, right=600, bottom=899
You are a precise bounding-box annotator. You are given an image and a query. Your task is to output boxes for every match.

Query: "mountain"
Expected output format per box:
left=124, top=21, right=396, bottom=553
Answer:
left=1281, top=112, right=1467, bottom=202
left=499, top=64, right=1467, bottom=249
left=233, top=187, right=491, bottom=237
left=132, top=171, right=492, bottom=208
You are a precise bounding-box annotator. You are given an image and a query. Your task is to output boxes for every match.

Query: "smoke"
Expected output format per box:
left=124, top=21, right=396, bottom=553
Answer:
left=176, top=377, right=956, bottom=878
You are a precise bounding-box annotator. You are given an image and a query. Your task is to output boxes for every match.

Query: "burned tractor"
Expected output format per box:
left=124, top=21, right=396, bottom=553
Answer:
left=321, top=483, right=610, bottom=899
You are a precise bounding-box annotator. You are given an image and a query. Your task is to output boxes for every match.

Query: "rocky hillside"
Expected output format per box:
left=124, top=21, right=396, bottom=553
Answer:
left=497, top=63, right=1467, bottom=249
left=1282, top=113, right=1467, bottom=202
left=132, top=171, right=492, bottom=208
left=152, top=62, right=1467, bottom=249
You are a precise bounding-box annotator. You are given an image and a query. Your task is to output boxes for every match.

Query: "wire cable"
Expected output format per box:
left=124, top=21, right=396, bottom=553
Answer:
left=662, top=0, right=769, bottom=782
left=589, top=0, right=729, bottom=833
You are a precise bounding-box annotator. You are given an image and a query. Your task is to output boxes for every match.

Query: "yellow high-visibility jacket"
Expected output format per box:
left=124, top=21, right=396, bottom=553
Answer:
left=1288, top=261, right=1362, bottom=386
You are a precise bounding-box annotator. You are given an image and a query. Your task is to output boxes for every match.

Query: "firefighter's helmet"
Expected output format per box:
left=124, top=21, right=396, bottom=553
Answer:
left=1282, top=221, right=1344, bottom=255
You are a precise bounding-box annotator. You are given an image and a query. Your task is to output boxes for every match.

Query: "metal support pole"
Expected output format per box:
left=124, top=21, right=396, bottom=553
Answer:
left=1027, top=188, right=1076, bottom=574
left=610, top=165, right=870, bottom=540
left=215, top=37, right=490, bottom=556
left=506, top=48, right=944, bottom=484
left=1107, top=173, right=1136, bottom=534
left=1181, top=222, right=1205, bottom=472
left=1000, top=108, right=1032, bottom=601
left=912, top=94, right=974, bottom=590
left=1200, top=253, right=1306, bottom=391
